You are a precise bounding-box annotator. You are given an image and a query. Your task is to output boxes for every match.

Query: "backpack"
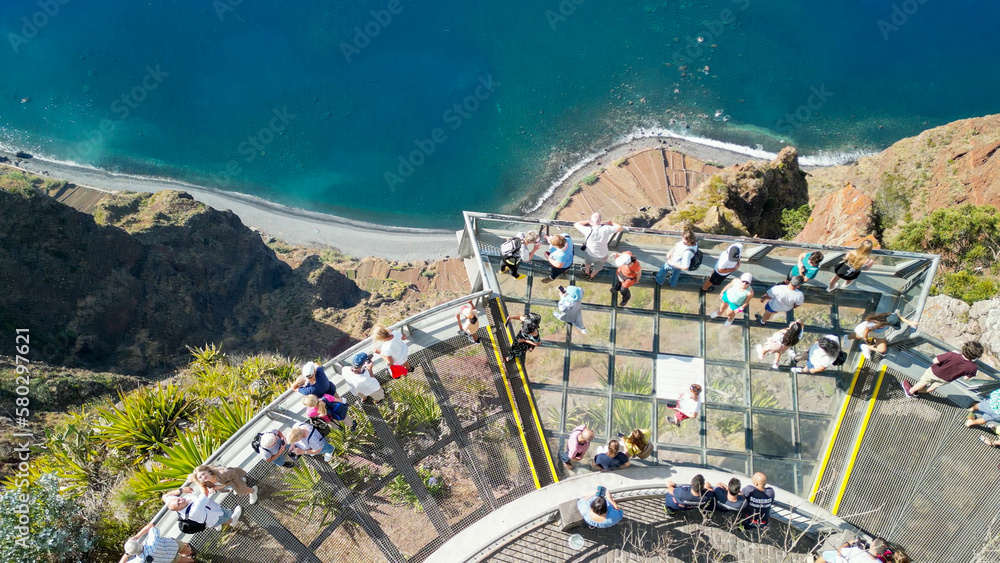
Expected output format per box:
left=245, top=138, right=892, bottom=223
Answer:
left=177, top=505, right=207, bottom=534
left=251, top=432, right=263, bottom=453
left=500, top=237, right=522, bottom=260
left=832, top=351, right=847, bottom=366
left=687, top=247, right=704, bottom=271
left=329, top=401, right=350, bottom=421
left=309, top=417, right=331, bottom=437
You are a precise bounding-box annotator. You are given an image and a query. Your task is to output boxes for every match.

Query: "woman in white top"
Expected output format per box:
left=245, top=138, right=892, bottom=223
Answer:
left=668, top=384, right=702, bottom=426
left=288, top=422, right=336, bottom=463
left=372, top=324, right=411, bottom=372
left=341, top=352, right=385, bottom=402
left=755, top=320, right=804, bottom=369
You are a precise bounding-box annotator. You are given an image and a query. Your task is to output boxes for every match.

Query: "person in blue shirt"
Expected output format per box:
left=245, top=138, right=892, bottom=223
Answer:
left=712, top=478, right=747, bottom=514
left=740, top=472, right=776, bottom=529
left=577, top=489, right=624, bottom=529
left=541, top=233, right=574, bottom=283
left=592, top=440, right=631, bottom=471
left=664, top=473, right=714, bottom=514
left=290, top=361, right=335, bottom=398
left=785, top=251, right=824, bottom=284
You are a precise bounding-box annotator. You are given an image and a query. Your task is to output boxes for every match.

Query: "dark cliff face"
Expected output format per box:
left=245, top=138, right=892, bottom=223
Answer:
left=0, top=189, right=292, bottom=374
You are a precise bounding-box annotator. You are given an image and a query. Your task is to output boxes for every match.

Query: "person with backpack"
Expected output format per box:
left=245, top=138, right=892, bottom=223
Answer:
left=162, top=486, right=242, bottom=534
left=541, top=233, right=575, bottom=283
left=288, top=421, right=337, bottom=463
left=574, top=212, right=624, bottom=280
left=256, top=429, right=294, bottom=467
left=610, top=251, right=641, bottom=308
left=499, top=231, right=540, bottom=280
left=790, top=335, right=841, bottom=375
left=505, top=313, right=541, bottom=363
left=303, top=393, right=356, bottom=432
left=826, top=240, right=876, bottom=292
left=655, top=228, right=700, bottom=287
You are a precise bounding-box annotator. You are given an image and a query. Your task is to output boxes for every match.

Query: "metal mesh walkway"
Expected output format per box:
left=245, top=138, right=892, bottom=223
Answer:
left=185, top=333, right=536, bottom=562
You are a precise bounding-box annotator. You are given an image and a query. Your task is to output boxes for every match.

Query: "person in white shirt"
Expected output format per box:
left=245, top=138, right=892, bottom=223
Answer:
left=791, top=335, right=840, bottom=374
left=119, top=522, right=194, bottom=563
left=288, top=421, right=336, bottom=463
left=372, top=324, right=411, bottom=372
left=655, top=229, right=698, bottom=287
left=162, top=486, right=241, bottom=532
left=455, top=301, right=481, bottom=344
left=667, top=384, right=702, bottom=426
left=342, top=352, right=385, bottom=402
left=755, top=276, right=805, bottom=325
left=574, top=212, right=624, bottom=279
left=701, top=243, right=742, bottom=293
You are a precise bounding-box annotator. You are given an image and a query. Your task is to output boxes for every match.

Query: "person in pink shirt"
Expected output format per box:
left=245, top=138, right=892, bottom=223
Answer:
left=560, top=423, right=595, bottom=470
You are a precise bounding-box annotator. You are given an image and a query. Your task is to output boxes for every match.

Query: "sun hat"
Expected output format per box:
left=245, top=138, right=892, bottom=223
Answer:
left=740, top=273, right=753, bottom=283
left=301, top=361, right=318, bottom=377
left=461, top=305, right=473, bottom=317
left=351, top=352, right=372, bottom=368
left=260, top=432, right=278, bottom=449
left=614, top=252, right=632, bottom=267
left=124, top=539, right=143, bottom=555
left=885, top=313, right=902, bottom=328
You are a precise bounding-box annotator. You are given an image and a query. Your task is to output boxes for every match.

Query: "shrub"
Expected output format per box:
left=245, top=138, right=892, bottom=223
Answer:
left=385, top=467, right=445, bottom=511
left=0, top=474, right=95, bottom=562
left=780, top=204, right=812, bottom=240
left=95, top=384, right=196, bottom=462
left=129, top=425, right=221, bottom=498
left=582, top=173, right=599, bottom=186
left=892, top=204, right=1000, bottom=272
left=931, top=271, right=1000, bottom=305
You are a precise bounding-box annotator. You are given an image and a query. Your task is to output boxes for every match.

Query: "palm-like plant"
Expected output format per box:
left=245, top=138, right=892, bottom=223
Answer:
left=130, top=425, right=221, bottom=497
left=95, top=384, right=196, bottom=462
left=203, top=398, right=257, bottom=440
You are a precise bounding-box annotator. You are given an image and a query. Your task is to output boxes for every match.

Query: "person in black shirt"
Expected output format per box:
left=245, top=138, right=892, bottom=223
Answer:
left=712, top=478, right=747, bottom=513
left=592, top=440, right=631, bottom=471
left=664, top=473, right=714, bottom=514
left=740, top=472, right=775, bottom=529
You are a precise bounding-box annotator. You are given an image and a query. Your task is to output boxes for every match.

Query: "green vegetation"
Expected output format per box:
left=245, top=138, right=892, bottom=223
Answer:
left=0, top=474, right=95, bottom=563
left=890, top=204, right=1000, bottom=303
left=0, top=171, right=38, bottom=197
left=582, top=173, right=599, bottom=186
left=780, top=204, right=813, bottom=240
left=385, top=467, right=445, bottom=511
left=614, top=158, right=629, bottom=168
left=95, top=384, right=196, bottom=461
left=872, top=172, right=912, bottom=235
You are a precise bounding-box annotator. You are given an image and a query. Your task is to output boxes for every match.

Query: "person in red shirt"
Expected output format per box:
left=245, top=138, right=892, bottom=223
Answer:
left=611, top=251, right=641, bottom=308
left=902, top=341, right=984, bottom=397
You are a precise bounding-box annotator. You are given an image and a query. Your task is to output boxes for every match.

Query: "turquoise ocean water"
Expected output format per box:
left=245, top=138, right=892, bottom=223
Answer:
left=1, top=0, right=998, bottom=227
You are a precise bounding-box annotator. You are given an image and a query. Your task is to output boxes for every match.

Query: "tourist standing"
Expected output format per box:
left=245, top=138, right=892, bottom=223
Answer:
left=290, top=361, right=336, bottom=399
left=372, top=324, right=411, bottom=374
left=257, top=429, right=294, bottom=468
left=162, top=486, right=242, bottom=533
left=505, top=313, right=541, bottom=363
left=755, top=320, right=804, bottom=369
left=592, top=440, right=631, bottom=471
left=791, top=335, right=841, bottom=375
left=739, top=472, right=775, bottom=529
left=561, top=423, right=595, bottom=470
left=541, top=233, right=574, bottom=283
left=190, top=464, right=258, bottom=504
left=455, top=301, right=481, bottom=344
left=709, top=273, right=754, bottom=326
left=756, top=276, right=805, bottom=326
left=499, top=231, right=541, bottom=280
left=827, top=240, right=876, bottom=292
left=119, top=522, right=194, bottom=563
left=610, top=251, right=642, bottom=308
left=655, top=228, right=699, bottom=287
left=575, top=213, right=624, bottom=279
left=553, top=285, right=586, bottom=334
left=288, top=421, right=337, bottom=463
left=667, top=384, right=703, bottom=427
left=902, top=341, right=984, bottom=397
left=701, top=243, right=743, bottom=293
left=664, top=474, right=714, bottom=514
left=341, top=352, right=385, bottom=403
left=303, top=393, right=355, bottom=432
left=785, top=250, right=824, bottom=285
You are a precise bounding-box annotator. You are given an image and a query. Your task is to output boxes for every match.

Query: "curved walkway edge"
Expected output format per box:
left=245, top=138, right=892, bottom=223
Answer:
left=427, top=465, right=865, bottom=563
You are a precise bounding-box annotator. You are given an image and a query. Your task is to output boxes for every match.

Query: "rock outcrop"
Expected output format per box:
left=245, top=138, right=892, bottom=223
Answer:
left=794, top=182, right=875, bottom=246
left=0, top=188, right=297, bottom=374
left=918, top=295, right=1000, bottom=365
left=656, top=146, right=809, bottom=238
